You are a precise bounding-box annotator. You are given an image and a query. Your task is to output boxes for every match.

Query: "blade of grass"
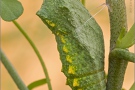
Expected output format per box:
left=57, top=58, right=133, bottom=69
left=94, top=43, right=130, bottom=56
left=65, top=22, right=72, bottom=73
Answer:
left=0, top=49, right=29, bottom=90
left=28, top=78, right=47, bottom=90
left=12, top=20, right=52, bottom=90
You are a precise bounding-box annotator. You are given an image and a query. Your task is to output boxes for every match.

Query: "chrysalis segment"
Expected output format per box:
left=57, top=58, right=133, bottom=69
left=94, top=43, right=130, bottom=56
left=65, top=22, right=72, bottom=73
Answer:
left=57, top=33, right=104, bottom=77
left=71, top=79, right=106, bottom=90
left=67, top=71, right=105, bottom=88
left=37, top=0, right=105, bottom=89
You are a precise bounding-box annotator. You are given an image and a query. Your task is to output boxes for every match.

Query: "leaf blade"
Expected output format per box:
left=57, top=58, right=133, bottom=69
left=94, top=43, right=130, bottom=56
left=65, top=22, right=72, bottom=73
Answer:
left=1, top=0, right=24, bottom=21
left=116, top=23, right=135, bottom=48
left=27, top=78, right=47, bottom=90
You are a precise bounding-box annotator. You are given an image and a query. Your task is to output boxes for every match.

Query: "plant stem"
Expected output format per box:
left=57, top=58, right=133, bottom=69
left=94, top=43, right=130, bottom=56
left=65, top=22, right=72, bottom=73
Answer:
left=12, top=21, right=52, bottom=90
left=106, top=0, right=128, bottom=90
left=0, top=49, right=29, bottom=90
left=82, top=0, right=85, bottom=5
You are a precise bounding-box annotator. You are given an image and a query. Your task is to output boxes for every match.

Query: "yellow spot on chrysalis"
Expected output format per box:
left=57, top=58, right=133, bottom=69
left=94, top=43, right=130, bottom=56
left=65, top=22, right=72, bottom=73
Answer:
left=46, top=20, right=56, bottom=27
left=78, top=89, right=82, bottom=90
left=73, top=79, right=79, bottom=87
left=63, top=45, right=68, bottom=53
left=60, top=36, right=66, bottom=43
left=66, top=55, right=72, bottom=63
left=56, top=32, right=60, bottom=35
left=68, top=66, right=75, bottom=74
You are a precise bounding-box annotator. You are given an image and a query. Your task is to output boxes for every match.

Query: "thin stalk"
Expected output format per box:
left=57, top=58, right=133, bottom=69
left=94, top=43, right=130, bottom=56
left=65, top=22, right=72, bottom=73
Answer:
left=106, top=0, right=128, bottom=90
left=0, top=49, right=29, bottom=90
left=12, top=21, right=52, bottom=90
left=82, top=0, right=85, bottom=5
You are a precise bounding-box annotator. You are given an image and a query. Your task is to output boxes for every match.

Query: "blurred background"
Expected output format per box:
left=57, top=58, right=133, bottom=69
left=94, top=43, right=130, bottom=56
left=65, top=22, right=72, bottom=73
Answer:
left=1, top=0, right=134, bottom=90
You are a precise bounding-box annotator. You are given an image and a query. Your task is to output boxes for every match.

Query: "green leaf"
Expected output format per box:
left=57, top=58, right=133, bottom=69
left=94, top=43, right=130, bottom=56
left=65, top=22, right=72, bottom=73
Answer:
left=1, top=0, right=24, bottom=21
left=116, top=23, right=135, bottom=48
left=130, top=82, right=135, bottom=90
left=27, top=78, right=47, bottom=90
left=116, top=27, right=126, bottom=48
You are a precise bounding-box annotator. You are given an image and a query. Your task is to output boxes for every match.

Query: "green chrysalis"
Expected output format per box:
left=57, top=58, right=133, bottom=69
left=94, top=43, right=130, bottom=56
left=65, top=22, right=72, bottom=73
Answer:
left=37, top=0, right=105, bottom=89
